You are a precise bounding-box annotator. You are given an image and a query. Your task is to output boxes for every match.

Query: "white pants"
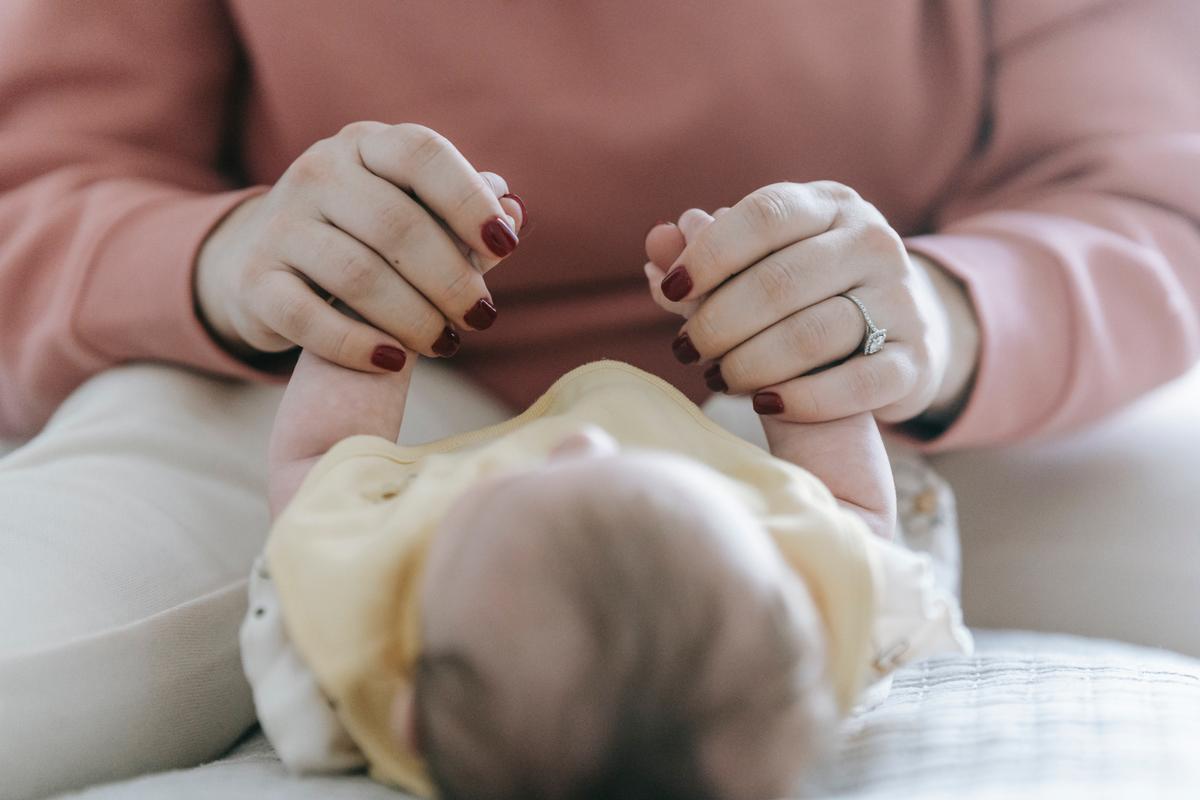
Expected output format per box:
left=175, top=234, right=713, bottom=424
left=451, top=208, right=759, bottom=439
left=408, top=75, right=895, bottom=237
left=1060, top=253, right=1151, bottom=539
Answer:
left=2, top=360, right=1196, bottom=800
left=0, top=361, right=530, bottom=800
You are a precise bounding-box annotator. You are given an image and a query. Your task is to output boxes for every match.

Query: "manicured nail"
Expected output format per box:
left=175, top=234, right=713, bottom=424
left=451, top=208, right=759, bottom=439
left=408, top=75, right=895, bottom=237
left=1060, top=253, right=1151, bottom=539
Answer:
left=432, top=326, right=460, bottom=358
left=753, top=392, right=785, bottom=415
left=464, top=297, right=498, bottom=330
left=501, top=193, right=528, bottom=232
left=481, top=216, right=518, bottom=257
left=371, top=345, right=407, bottom=372
left=672, top=332, right=700, bottom=364
left=661, top=266, right=693, bottom=302
left=704, top=363, right=727, bottom=393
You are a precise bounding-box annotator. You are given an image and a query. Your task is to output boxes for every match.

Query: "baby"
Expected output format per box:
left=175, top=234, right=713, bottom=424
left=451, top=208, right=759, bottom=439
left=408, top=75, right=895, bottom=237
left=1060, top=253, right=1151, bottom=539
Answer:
left=241, top=348, right=971, bottom=799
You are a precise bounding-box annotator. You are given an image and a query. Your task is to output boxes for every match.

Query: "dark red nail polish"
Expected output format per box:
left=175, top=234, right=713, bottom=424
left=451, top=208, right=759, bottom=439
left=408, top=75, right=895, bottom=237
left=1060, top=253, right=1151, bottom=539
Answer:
left=672, top=332, right=700, bottom=364
left=371, top=345, right=407, bottom=372
left=501, top=193, right=528, bottom=232
left=432, top=326, right=460, bottom=358
left=481, top=216, right=518, bottom=257
left=704, top=363, right=728, bottom=393
left=753, top=392, right=785, bottom=415
left=464, top=297, right=498, bottom=330
left=661, top=266, right=693, bottom=302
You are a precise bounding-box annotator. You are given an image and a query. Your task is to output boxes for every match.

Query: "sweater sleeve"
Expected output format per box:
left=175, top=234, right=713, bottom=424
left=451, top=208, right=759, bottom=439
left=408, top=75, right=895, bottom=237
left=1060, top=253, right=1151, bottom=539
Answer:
left=901, top=0, right=1200, bottom=451
left=0, top=1, right=278, bottom=439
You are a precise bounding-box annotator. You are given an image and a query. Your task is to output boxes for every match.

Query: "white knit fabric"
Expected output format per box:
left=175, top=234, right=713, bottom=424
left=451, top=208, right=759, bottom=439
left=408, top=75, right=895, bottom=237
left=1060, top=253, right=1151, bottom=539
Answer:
left=56, top=631, right=1200, bottom=799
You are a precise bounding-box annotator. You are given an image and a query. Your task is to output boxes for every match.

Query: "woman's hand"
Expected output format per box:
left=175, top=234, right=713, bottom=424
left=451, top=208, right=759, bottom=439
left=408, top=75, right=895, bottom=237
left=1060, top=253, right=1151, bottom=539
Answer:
left=643, top=182, right=977, bottom=425
left=195, top=122, right=526, bottom=371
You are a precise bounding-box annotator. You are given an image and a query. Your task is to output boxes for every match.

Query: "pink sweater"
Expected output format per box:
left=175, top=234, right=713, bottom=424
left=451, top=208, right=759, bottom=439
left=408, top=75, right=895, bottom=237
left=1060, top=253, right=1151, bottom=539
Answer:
left=1, top=1, right=1197, bottom=448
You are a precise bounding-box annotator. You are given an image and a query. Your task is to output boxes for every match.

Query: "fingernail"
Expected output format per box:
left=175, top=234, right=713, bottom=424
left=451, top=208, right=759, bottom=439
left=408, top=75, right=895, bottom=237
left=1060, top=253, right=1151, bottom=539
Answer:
left=704, top=363, right=727, bottom=393
left=432, top=326, right=460, bottom=358
left=672, top=332, right=700, bottom=364
left=371, top=345, right=407, bottom=372
left=481, top=216, right=518, bottom=257
left=501, top=193, right=528, bottom=232
left=661, top=266, right=693, bottom=302
left=753, top=392, right=785, bottom=415
left=464, top=297, right=498, bottom=330
left=644, top=219, right=671, bottom=237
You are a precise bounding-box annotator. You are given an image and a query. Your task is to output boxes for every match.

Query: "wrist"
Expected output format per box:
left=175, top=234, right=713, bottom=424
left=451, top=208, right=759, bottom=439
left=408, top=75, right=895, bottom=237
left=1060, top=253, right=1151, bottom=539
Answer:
left=193, top=193, right=265, bottom=362
left=909, top=251, right=980, bottom=428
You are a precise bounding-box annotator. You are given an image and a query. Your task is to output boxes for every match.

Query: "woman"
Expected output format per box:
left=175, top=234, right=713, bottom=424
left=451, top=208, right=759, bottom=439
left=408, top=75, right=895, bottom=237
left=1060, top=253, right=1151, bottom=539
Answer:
left=1, top=1, right=1197, bottom=797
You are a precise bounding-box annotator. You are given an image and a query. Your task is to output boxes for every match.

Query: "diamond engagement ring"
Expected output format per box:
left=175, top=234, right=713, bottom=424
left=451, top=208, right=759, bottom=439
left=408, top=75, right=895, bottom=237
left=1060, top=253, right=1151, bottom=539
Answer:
left=840, top=293, right=887, bottom=355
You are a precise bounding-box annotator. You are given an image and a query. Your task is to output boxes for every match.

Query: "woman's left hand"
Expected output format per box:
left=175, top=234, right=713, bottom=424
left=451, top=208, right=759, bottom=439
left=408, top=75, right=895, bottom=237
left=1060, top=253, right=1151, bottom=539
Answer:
left=644, top=181, right=955, bottom=424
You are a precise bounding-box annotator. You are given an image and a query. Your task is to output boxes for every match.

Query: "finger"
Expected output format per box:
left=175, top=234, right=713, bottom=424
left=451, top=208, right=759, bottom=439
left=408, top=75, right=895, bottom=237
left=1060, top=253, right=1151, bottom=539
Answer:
left=709, top=295, right=879, bottom=394
left=749, top=348, right=917, bottom=423
left=315, top=167, right=498, bottom=333
left=646, top=222, right=685, bottom=270
left=479, top=171, right=528, bottom=234
left=357, top=124, right=521, bottom=262
left=659, top=182, right=843, bottom=303
left=681, top=229, right=869, bottom=359
left=279, top=220, right=460, bottom=357
left=644, top=261, right=700, bottom=318
left=675, top=208, right=715, bottom=243
left=713, top=206, right=732, bottom=217
left=257, top=271, right=417, bottom=372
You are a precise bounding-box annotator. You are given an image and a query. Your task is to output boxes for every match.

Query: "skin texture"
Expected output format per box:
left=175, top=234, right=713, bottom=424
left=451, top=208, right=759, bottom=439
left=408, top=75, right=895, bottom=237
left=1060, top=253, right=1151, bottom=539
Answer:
left=644, top=189, right=980, bottom=425
left=195, top=122, right=525, bottom=370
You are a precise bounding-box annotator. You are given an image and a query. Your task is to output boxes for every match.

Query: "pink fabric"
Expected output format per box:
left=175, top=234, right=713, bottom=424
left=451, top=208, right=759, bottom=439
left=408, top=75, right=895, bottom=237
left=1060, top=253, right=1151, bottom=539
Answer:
left=0, top=0, right=1197, bottom=448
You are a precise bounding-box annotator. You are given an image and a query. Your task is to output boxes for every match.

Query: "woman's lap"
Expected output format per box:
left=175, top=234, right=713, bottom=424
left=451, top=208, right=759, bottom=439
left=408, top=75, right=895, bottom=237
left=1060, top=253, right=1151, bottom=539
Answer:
left=0, top=360, right=513, bottom=800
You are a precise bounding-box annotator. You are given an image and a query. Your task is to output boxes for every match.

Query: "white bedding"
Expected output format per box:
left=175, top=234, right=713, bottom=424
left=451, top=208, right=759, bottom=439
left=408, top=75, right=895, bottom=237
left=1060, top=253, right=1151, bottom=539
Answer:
left=58, top=629, right=1200, bottom=799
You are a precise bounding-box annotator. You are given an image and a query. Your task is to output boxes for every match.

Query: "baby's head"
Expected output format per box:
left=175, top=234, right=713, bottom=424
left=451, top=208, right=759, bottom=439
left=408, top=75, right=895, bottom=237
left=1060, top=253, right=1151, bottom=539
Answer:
left=399, top=426, right=836, bottom=800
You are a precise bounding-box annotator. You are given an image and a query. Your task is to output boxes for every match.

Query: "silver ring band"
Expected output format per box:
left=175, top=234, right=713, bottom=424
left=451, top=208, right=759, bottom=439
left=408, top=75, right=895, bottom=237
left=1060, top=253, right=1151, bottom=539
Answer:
left=840, top=293, right=887, bottom=356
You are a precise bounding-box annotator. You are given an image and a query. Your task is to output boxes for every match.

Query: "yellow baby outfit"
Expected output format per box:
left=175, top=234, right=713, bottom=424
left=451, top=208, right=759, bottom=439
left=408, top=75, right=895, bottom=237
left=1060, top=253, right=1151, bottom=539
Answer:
left=251, top=360, right=972, bottom=796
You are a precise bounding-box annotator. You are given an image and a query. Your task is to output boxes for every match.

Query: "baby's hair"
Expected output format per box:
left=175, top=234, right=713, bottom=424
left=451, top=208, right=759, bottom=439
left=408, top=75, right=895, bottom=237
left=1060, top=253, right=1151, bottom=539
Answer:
left=411, top=463, right=831, bottom=800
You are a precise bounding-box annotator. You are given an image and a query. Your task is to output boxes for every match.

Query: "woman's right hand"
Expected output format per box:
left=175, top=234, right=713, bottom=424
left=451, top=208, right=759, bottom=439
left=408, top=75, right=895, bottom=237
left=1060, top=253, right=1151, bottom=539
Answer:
left=195, top=121, right=526, bottom=371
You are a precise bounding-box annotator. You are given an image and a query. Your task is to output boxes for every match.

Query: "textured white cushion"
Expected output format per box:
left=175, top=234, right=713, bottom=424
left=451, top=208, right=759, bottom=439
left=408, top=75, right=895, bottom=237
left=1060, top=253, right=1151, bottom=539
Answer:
left=56, top=630, right=1200, bottom=799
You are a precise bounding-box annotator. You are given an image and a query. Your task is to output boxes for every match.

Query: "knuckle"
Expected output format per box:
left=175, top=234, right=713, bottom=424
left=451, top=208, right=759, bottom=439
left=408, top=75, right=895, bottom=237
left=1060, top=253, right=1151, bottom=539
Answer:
left=719, top=355, right=752, bottom=389
left=324, top=324, right=355, bottom=364
left=744, top=186, right=794, bottom=233
left=687, top=311, right=722, bottom=355
left=275, top=294, right=311, bottom=341
left=411, top=305, right=446, bottom=342
left=336, top=120, right=380, bottom=139
left=754, top=257, right=795, bottom=303
left=787, top=311, right=834, bottom=358
left=440, top=267, right=478, bottom=306
left=850, top=363, right=887, bottom=402
left=375, top=201, right=422, bottom=249
left=399, top=124, right=450, bottom=169
left=861, top=221, right=906, bottom=263
left=260, top=209, right=292, bottom=242
left=813, top=180, right=860, bottom=204
left=450, top=179, right=492, bottom=216
left=788, top=382, right=828, bottom=422
left=336, top=255, right=378, bottom=298
left=288, top=148, right=335, bottom=185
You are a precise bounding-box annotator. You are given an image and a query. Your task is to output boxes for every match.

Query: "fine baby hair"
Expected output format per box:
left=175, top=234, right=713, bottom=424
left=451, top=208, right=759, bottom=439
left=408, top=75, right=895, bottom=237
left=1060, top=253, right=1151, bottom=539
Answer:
left=410, top=450, right=837, bottom=800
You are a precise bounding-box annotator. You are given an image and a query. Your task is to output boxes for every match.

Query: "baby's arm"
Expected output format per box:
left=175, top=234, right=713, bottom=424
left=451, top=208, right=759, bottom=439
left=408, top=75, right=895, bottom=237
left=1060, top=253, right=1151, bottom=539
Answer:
left=269, top=344, right=414, bottom=518
left=760, top=413, right=896, bottom=540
